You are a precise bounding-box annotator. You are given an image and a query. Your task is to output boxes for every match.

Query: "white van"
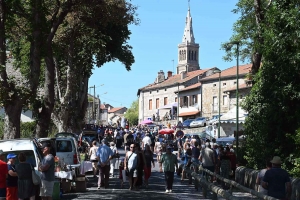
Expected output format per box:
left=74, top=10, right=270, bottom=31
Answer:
left=55, top=136, right=81, bottom=174
left=0, top=138, right=43, bottom=170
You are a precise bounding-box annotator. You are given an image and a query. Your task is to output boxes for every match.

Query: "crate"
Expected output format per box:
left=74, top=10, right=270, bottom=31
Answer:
left=61, top=181, right=71, bottom=193
left=74, top=175, right=86, bottom=192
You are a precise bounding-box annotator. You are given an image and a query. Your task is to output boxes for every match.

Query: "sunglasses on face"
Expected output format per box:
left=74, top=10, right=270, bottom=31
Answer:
left=130, top=146, right=135, bottom=148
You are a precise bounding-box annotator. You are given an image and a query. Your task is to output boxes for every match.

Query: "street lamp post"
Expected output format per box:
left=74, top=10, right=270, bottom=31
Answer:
left=177, top=83, right=179, bottom=124
left=227, top=41, right=240, bottom=158
left=214, top=69, right=221, bottom=138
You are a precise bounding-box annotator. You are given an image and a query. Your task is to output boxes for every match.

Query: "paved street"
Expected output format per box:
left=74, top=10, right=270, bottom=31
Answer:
left=63, top=148, right=256, bottom=200
left=63, top=147, right=210, bottom=199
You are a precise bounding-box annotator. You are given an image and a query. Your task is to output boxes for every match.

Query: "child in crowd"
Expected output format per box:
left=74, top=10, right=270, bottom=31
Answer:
left=119, top=158, right=125, bottom=188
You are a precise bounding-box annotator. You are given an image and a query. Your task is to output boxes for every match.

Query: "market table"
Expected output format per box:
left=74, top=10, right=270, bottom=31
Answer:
left=80, top=161, right=93, bottom=174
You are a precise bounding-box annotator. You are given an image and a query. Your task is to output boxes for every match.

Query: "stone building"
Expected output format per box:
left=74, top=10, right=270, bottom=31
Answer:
left=200, top=63, right=252, bottom=118
left=137, top=6, right=219, bottom=123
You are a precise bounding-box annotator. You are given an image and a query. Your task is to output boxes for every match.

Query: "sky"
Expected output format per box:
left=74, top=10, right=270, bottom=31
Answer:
left=88, top=0, right=245, bottom=108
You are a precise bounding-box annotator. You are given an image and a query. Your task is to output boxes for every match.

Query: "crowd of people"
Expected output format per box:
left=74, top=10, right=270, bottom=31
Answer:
left=0, top=124, right=293, bottom=199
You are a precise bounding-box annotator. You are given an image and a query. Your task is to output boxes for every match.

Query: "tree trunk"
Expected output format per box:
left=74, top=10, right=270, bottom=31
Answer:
left=3, top=102, right=23, bottom=139
left=52, top=110, right=69, bottom=133
left=252, top=0, right=265, bottom=74
left=35, top=2, right=73, bottom=137
left=70, top=73, right=89, bottom=133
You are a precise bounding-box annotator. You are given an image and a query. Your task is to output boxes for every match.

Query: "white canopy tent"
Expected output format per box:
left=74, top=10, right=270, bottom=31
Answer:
left=216, top=106, right=248, bottom=124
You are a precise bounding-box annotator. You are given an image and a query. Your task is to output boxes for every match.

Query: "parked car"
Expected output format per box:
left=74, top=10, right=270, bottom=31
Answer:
left=208, top=115, right=222, bottom=125
left=0, top=138, right=43, bottom=168
left=190, top=117, right=207, bottom=128
left=182, top=119, right=195, bottom=129
left=55, top=135, right=81, bottom=175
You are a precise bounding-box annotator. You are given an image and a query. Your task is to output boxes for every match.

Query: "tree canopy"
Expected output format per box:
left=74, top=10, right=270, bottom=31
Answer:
left=125, top=99, right=138, bottom=126
left=227, top=0, right=300, bottom=176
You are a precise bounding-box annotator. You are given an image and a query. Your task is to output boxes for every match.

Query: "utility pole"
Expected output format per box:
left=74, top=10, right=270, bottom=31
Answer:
left=93, top=85, right=96, bottom=123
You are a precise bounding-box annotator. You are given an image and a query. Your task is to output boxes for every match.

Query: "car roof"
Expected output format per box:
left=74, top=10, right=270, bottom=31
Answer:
left=0, top=138, right=37, bottom=151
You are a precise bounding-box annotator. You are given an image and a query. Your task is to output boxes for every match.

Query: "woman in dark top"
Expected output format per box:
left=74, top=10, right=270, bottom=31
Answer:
left=143, top=144, right=154, bottom=188
left=135, top=143, right=145, bottom=188
left=15, top=152, right=36, bottom=200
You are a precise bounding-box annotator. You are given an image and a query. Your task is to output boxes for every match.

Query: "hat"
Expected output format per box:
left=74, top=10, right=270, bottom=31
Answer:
left=110, top=142, right=115, bottom=146
left=226, top=143, right=230, bottom=146
left=7, top=153, right=17, bottom=159
left=0, top=150, right=3, bottom=155
left=213, top=143, right=218, bottom=146
left=42, top=142, right=51, bottom=148
left=270, top=156, right=282, bottom=164
left=205, top=142, right=210, bottom=147
left=166, top=145, right=172, bottom=149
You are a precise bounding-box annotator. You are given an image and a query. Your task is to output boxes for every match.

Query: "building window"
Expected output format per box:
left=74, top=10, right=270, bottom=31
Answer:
left=164, top=97, right=168, bottom=105
left=213, top=96, right=218, bottom=112
left=156, top=98, right=159, bottom=109
left=193, top=95, right=198, bottom=104
left=223, top=95, right=228, bottom=106
left=175, top=97, right=178, bottom=102
left=149, top=99, right=152, bottom=110
left=213, top=84, right=216, bottom=87
left=223, top=83, right=226, bottom=86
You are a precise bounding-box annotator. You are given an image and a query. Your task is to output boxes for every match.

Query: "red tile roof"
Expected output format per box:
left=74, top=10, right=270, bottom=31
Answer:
left=201, top=64, right=252, bottom=81
left=100, top=104, right=107, bottom=109
left=179, top=82, right=201, bottom=92
left=179, top=111, right=200, bottom=117
left=108, top=107, right=125, bottom=113
left=224, top=83, right=252, bottom=92
left=140, top=68, right=212, bottom=91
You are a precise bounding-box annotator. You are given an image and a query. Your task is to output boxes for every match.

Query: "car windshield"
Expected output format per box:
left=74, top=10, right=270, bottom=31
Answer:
left=196, top=117, right=205, bottom=121
left=1, top=150, right=37, bottom=167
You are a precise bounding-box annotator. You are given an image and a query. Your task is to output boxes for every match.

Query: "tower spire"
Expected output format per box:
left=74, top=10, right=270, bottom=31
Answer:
left=182, top=1, right=195, bottom=44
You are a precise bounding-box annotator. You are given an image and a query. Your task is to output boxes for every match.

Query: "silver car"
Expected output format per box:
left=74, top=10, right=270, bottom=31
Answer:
left=190, top=117, right=207, bottom=128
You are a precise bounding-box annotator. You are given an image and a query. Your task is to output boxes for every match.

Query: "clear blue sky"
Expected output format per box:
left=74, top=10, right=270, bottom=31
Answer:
left=89, top=0, right=245, bottom=108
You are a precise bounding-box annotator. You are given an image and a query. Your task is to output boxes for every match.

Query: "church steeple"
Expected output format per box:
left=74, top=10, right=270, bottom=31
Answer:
left=182, top=7, right=195, bottom=44
left=177, top=4, right=200, bottom=74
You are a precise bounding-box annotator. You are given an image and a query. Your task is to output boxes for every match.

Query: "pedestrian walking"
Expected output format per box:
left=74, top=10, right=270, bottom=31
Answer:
left=143, top=145, right=154, bottom=188
left=0, top=150, right=8, bottom=200
left=124, top=143, right=138, bottom=190
left=96, top=139, right=114, bottom=189
left=160, top=146, right=178, bottom=193
left=38, top=143, right=55, bottom=200
left=181, top=148, right=192, bottom=183
left=199, top=142, right=215, bottom=182
left=135, top=143, right=145, bottom=188
left=256, top=160, right=272, bottom=195
left=89, top=141, right=99, bottom=178
left=262, top=156, right=292, bottom=200
left=110, top=142, right=118, bottom=177
left=119, top=159, right=125, bottom=188
left=6, top=153, right=18, bottom=200
left=15, top=152, right=36, bottom=200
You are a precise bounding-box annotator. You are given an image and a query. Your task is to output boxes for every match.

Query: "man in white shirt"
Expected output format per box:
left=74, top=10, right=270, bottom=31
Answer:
left=142, top=133, right=152, bottom=150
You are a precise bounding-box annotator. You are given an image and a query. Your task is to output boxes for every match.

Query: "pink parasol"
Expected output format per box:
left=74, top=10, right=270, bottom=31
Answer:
left=159, top=128, right=175, bottom=134
left=140, top=119, right=153, bottom=125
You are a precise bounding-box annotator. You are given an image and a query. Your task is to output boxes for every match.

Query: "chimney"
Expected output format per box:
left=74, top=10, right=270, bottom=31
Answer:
left=156, top=70, right=165, bottom=83
left=181, top=71, right=187, bottom=80
left=167, top=71, right=173, bottom=78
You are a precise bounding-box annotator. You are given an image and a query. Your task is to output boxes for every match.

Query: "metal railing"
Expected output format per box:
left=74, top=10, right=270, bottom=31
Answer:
left=184, top=164, right=279, bottom=200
